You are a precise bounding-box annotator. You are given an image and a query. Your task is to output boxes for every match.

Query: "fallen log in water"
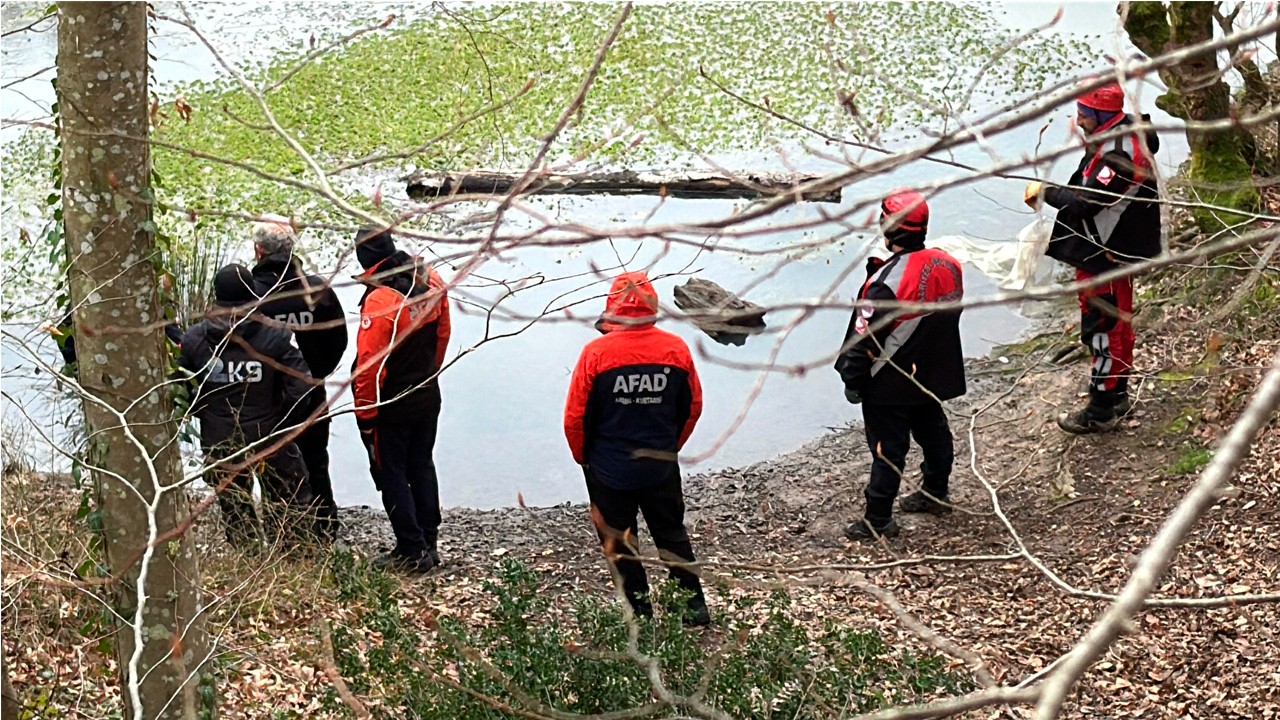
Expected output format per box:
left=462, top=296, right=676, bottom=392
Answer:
left=673, top=278, right=767, bottom=347
left=404, top=169, right=841, bottom=203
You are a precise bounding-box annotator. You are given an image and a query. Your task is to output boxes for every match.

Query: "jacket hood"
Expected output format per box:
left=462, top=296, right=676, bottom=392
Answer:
left=252, top=252, right=301, bottom=284
left=597, top=271, right=659, bottom=333
left=1090, top=114, right=1159, bottom=156
left=355, top=249, right=415, bottom=281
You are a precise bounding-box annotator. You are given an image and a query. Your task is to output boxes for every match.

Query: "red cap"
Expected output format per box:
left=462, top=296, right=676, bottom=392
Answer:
left=880, top=189, right=929, bottom=234
left=1077, top=82, right=1125, bottom=112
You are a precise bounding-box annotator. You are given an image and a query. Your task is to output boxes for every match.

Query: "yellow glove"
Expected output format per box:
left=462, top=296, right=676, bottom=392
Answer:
left=1024, top=181, right=1043, bottom=208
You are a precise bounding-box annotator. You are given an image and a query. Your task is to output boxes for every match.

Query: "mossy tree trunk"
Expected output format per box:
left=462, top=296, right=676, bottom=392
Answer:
left=56, top=3, right=214, bottom=718
left=1123, top=1, right=1260, bottom=232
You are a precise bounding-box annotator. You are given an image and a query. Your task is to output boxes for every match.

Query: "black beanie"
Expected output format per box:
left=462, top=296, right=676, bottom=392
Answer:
left=355, top=225, right=397, bottom=271
left=213, top=264, right=258, bottom=306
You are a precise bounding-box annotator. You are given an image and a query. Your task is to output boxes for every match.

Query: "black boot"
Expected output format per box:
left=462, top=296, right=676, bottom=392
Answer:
left=682, top=594, right=711, bottom=627
left=1057, top=390, right=1119, bottom=434
left=372, top=548, right=436, bottom=574
left=1112, top=376, right=1133, bottom=418
left=843, top=517, right=900, bottom=540
left=424, top=532, right=441, bottom=567
left=899, top=490, right=952, bottom=515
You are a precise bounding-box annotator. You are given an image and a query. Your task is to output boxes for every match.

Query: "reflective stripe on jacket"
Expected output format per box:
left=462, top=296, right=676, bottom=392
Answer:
left=835, top=247, right=966, bottom=405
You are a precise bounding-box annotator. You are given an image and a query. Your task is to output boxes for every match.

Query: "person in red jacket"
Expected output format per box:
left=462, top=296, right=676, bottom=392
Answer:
left=835, top=190, right=966, bottom=540
left=352, top=226, right=451, bottom=572
left=564, top=272, right=710, bottom=626
left=1025, top=81, right=1161, bottom=433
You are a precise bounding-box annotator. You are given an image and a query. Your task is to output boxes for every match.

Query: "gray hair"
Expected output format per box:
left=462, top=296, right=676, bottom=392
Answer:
left=252, top=214, right=296, bottom=255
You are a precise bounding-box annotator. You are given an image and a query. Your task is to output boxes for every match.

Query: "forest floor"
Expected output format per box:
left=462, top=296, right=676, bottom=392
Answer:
left=4, top=202, right=1280, bottom=719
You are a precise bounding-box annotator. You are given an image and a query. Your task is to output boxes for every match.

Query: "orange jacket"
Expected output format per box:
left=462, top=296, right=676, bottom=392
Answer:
left=354, top=258, right=450, bottom=425
left=564, top=272, right=702, bottom=488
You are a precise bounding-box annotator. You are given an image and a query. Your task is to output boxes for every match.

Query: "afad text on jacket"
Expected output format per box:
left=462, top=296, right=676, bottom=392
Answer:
left=565, top=272, right=703, bottom=489
left=835, top=247, right=966, bottom=405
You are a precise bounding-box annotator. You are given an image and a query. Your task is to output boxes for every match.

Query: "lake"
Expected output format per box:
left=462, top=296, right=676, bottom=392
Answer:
left=0, top=2, right=1190, bottom=508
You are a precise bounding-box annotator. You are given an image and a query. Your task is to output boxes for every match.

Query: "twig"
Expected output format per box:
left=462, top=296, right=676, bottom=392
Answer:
left=316, top=619, right=371, bottom=718
left=1034, top=349, right=1280, bottom=719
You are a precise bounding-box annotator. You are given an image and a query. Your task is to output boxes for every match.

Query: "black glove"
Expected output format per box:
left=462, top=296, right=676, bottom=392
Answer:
left=844, top=386, right=863, bottom=405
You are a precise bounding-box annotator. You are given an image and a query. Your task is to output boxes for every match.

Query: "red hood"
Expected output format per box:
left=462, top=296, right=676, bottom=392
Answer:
left=598, top=271, right=658, bottom=332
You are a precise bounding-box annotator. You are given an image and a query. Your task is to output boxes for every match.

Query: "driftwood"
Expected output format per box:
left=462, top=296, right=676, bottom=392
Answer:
left=404, top=169, right=841, bottom=203
left=673, top=278, right=767, bottom=347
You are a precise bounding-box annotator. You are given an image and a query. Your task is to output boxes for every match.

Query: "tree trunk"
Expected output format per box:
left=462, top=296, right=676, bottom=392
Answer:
left=1123, top=1, right=1259, bottom=232
left=57, top=4, right=214, bottom=719
left=2, top=651, right=19, bottom=719
left=405, top=169, right=842, bottom=203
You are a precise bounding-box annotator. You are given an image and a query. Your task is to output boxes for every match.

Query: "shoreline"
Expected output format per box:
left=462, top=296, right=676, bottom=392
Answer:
left=337, top=296, right=1072, bottom=571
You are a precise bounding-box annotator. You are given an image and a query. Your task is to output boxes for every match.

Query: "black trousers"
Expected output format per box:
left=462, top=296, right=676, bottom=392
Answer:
left=295, top=415, right=338, bottom=534
left=862, top=401, right=954, bottom=525
left=207, top=441, right=315, bottom=545
left=363, top=410, right=441, bottom=557
left=584, top=467, right=704, bottom=612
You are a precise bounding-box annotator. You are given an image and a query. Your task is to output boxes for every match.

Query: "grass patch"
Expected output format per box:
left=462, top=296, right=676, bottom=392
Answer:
left=1168, top=446, right=1213, bottom=475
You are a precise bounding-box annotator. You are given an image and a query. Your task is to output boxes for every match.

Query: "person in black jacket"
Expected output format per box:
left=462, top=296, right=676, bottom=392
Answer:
left=836, top=190, right=965, bottom=540
left=178, top=264, right=317, bottom=547
left=1025, top=81, right=1161, bottom=434
left=250, top=216, right=348, bottom=539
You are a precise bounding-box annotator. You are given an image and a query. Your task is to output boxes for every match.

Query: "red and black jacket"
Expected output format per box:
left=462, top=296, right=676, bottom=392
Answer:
left=1044, top=114, right=1162, bottom=274
left=353, top=251, right=450, bottom=427
left=835, top=247, right=966, bottom=405
left=564, top=272, right=703, bottom=489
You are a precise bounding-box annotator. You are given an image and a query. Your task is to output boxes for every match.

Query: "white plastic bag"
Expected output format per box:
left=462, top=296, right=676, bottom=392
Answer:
left=1008, top=215, right=1054, bottom=291
left=927, top=215, right=1054, bottom=292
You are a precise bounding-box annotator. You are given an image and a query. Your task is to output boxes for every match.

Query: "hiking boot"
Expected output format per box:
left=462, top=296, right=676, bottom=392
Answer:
left=628, top=599, right=654, bottom=620
left=899, top=490, right=952, bottom=516
left=371, top=550, right=436, bottom=574
left=682, top=597, right=711, bottom=628
left=1059, top=389, right=1122, bottom=434
left=843, top=517, right=900, bottom=541
left=424, top=533, right=441, bottom=567
left=1057, top=407, right=1119, bottom=434
left=1113, top=392, right=1133, bottom=419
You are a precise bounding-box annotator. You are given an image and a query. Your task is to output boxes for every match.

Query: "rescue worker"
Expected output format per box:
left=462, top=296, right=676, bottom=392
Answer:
left=352, top=226, right=450, bottom=573
left=1024, top=81, right=1161, bottom=433
left=250, top=215, right=348, bottom=540
left=835, top=190, right=965, bottom=540
left=178, top=264, right=317, bottom=546
left=564, top=272, right=710, bottom=626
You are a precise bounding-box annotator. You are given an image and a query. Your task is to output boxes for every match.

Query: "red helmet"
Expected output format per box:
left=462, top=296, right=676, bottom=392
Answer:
left=880, top=189, right=928, bottom=234
left=1077, top=82, right=1125, bottom=112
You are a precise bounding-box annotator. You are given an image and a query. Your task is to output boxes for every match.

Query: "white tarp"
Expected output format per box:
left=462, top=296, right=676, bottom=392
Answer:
left=928, top=215, right=1055, bottom=291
